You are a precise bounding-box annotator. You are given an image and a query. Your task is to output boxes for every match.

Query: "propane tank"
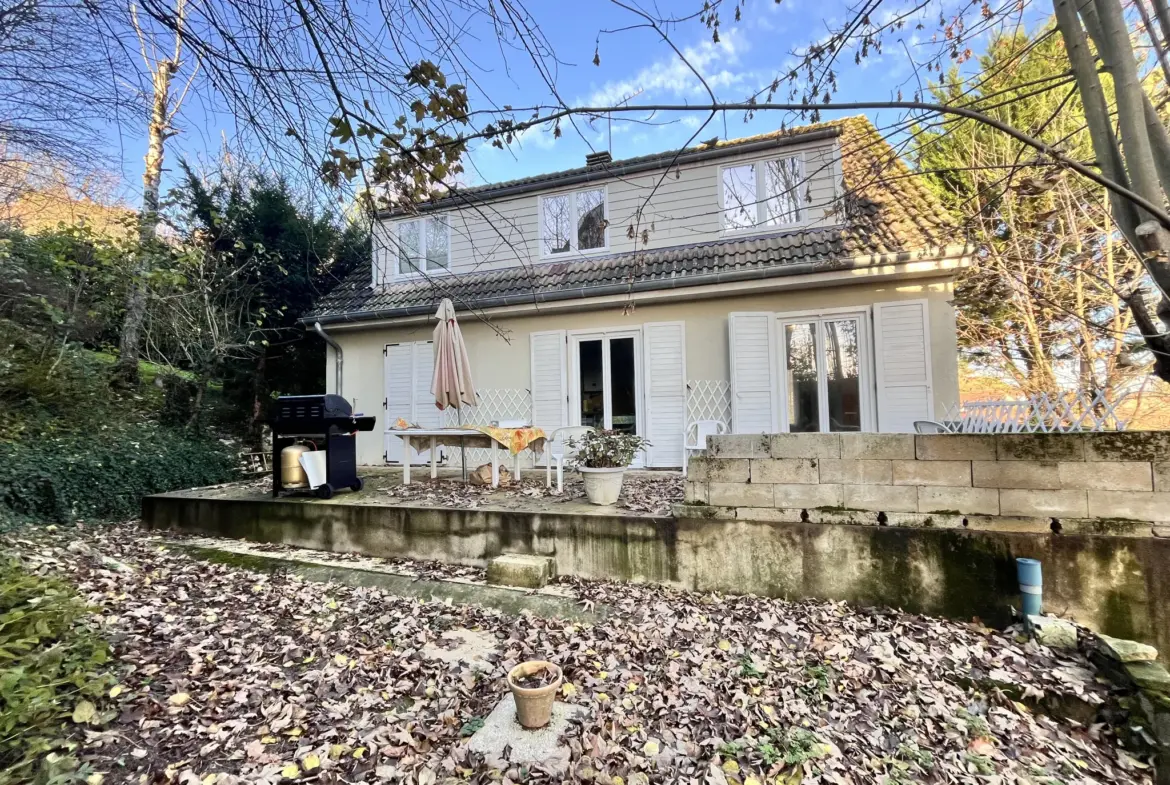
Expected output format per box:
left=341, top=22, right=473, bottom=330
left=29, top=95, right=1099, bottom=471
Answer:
left=280, top=443, right=312, bottom=488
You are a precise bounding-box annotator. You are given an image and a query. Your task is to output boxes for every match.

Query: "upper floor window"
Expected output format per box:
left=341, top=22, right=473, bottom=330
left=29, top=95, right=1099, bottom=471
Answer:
left=721, top=154, right=804, bottom=231
left=396, top=215, right=450, bottom=275
left=540, top=187, right=607, bottom=256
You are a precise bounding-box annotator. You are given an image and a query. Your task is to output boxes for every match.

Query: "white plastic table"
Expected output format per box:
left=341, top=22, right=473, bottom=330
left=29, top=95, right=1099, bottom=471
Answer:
left=387, top=428, right=528, bottom=487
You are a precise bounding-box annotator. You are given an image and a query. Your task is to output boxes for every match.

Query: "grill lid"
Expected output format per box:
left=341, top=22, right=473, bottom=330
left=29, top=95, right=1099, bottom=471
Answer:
left=272, top=394, right=353, bottom=423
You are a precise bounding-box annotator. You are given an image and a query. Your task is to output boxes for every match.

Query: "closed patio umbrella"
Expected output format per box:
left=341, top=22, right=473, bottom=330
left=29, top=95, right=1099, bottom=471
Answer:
left=431, top=298, right=477, bottom=477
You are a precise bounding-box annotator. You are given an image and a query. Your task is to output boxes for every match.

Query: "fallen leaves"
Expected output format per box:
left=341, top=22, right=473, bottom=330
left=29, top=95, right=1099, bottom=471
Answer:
left=3, top=521, right=1152, bottom=785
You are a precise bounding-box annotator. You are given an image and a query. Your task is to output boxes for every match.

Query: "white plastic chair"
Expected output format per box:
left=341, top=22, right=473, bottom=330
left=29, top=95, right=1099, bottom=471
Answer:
left=545, top=426, right=595, bottom=492
left=683, top=419, right=727, bottom=476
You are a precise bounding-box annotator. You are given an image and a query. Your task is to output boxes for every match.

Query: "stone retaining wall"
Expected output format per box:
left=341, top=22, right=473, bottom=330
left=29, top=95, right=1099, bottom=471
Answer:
left=685, top=432, right=1170, bottom=529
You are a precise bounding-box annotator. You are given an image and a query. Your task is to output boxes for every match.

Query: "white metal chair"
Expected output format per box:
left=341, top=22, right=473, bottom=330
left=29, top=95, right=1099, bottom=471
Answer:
left=544, top=426, right=595, bottom=492
left=683, top=419, right=727, bottom=476
left=913, top=420, right=949, bottom=434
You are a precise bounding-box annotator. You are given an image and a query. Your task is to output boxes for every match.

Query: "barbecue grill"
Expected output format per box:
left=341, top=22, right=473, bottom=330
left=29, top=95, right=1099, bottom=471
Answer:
left=270, top=394, right=375, bottom=499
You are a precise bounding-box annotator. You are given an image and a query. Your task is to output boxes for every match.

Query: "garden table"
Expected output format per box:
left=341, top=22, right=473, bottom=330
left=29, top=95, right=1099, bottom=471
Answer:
left=387, top=426, right=546, bottom=488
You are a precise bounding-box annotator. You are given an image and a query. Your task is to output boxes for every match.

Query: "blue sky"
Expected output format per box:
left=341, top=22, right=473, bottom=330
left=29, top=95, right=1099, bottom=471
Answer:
left=105, top=0, right=1031, bottom=205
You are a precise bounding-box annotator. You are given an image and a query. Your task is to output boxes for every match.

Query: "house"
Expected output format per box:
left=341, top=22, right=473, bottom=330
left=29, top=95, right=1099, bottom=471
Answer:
left=305, top=116, right=968, bottom=468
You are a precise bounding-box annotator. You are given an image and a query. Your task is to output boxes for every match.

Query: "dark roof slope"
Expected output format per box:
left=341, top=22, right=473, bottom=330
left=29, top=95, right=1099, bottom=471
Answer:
left=309, top=116, right=960, bottom=324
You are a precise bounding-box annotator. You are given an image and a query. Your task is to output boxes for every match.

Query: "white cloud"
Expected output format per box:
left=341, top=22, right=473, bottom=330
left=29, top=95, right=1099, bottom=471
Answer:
left=585, top=27, right=756, bottom=107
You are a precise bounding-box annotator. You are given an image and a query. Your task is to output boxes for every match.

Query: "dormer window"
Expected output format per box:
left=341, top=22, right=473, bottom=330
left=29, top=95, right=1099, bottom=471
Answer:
left=540, top=187, right=607, bottom=256
left=395, top=215, right=450, bottom=275
left=720, top=154, right=804, bottom=231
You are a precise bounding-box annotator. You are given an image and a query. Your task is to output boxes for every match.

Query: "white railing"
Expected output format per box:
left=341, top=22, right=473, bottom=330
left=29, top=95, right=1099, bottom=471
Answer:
left=687, top=380, right=733, bottom=430
left=936, top=391, right=1130, bottom=434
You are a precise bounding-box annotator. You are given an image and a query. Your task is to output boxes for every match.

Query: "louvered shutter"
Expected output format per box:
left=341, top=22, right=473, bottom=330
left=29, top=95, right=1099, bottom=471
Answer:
left=729, top=313, right=777, bottom=433
left=873, top=300, right=934, bottom=432
left=643, top=322, right=687, bottom=467
left=530, top=331, right=567, bottom=430
left=383, top=343, right=414, bottom=463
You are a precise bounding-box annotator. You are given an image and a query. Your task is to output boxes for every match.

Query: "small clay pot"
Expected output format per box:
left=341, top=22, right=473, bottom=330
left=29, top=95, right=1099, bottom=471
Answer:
left=507, top=660, right=563, bottom=729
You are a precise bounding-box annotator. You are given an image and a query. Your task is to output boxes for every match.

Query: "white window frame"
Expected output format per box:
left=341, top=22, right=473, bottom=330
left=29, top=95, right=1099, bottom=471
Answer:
left=392, top=214, right=452, bottom=279
left=719, top=153, right=807, bottom=234
left=538, top=185, right=609, bottom=259
left=776, top=307, right=875, bottom=434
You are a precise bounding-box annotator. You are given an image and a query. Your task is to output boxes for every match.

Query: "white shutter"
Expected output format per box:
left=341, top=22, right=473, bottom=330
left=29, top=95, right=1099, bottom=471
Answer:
left=643, top=322, right=687, bottom=467
left=530, top=330, right=567, bottom=430
left=729, top=312, right=777, bottom=433
left=372, top=221, right=391, bottom=287
left=384, top=343, right=414, bottom=463
left=412, top=341, right=442, bottom=429
left=873, top=300, right=934, bottom=432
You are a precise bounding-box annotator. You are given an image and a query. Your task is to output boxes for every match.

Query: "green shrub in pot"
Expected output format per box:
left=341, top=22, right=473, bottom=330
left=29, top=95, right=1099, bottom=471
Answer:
left=570, top=430, right=650, bottom=505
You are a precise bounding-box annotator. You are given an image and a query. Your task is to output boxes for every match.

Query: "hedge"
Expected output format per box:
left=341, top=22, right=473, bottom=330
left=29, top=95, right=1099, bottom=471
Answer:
left=0, top=424, right=239, bottom=524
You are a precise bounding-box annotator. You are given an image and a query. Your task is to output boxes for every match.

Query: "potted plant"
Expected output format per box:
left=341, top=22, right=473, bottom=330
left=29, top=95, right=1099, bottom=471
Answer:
left=571, top=429, right=650, bottom=505
left=507, top=660, right=563, bottom=729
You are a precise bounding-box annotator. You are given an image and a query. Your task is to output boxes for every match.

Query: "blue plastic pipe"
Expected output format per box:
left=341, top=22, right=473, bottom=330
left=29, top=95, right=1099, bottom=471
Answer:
left=1016, top=558, right=1043, bottom=617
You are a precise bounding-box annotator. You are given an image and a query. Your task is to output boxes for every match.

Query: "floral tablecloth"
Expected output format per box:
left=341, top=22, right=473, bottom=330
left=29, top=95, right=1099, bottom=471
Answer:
left=391, top=420, right=546, bottom=456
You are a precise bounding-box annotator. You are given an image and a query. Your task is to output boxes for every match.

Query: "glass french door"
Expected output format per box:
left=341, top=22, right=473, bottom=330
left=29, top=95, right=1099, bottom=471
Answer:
left=571, top=332, right=640, bottom=436
left=779, top=314, right=870, bottom=433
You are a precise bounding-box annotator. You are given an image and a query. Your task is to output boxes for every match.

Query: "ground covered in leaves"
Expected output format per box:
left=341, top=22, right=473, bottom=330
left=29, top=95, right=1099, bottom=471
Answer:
left=6, top=523, right=1151, bottom=785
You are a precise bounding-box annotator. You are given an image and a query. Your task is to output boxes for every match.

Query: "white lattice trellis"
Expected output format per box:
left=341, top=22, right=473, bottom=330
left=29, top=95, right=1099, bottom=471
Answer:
left=936, top=391, right=1130, bottom=434
left=441, top=388, right=535, bottom=468
left=687, top=380, right=732, bottom=429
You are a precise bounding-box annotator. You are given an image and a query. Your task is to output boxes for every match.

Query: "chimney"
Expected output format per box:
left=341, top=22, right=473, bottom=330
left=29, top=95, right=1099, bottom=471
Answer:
left=585, top=151, right=612, bottom=170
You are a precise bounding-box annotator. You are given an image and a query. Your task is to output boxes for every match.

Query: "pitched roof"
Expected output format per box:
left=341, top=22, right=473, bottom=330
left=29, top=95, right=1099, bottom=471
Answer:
left=308, top=116, right=961, bottom=324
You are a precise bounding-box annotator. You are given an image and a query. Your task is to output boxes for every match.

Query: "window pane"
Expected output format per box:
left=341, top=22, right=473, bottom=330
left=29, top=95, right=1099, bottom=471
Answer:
left=397, top=219, right=420, bottom=274
left=824, top=319, right=862, bottom=432
left=609, top=337, right=637, bottom=434
left=578, top=340, right=604, bottom=428
left=785, top=322, right=820, bottom=433
left=542, top=194, right=572, bottom=254
left=425, top=216, right=449, bottom=270
left=764, top=156, right=803, bottom=225
left=722, top=164, right=757, bottom=230
left=576, top=189, right=606, bottom=250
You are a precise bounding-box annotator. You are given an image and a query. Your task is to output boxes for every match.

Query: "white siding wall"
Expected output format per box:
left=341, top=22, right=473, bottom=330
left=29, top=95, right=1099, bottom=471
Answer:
left=377, top=137, right=842, bottom=280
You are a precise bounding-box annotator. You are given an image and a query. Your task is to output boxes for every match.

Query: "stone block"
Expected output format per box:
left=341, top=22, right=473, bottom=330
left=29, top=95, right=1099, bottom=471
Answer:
left=708, top=434, right=770, bottom=458
left=773, top=483, right=843, bottom=509
left=1087, top=491, right=1170, bottom=522
left=842, top=484, right=918, bottom=513
left=915, top=434, right=997, bottom=461
left=1125, top=661, right=1170, bottom=695
left=709, top=482, right=774, bottom=508
left=1058, top=461, right=1153, bottom=492
left=672, top=503, right=735, bottom=520
left=487, top=554, right=556, bottom=589
left=1156, top=462, right=1170, bottom=493
left=893, top=460, right=972, bottom=487
left=999, top=489, right=1088, bottom=518
left=751, top=458, right=818, bottom=484
left=917, top=486, right=999, bottom=515
left=467, top=694, right=588, bottom=766
left=706, top=459, right=750, bottom=483
left=1028, top=615, right=1078, bottom=650
left=996, top=434, right=1085, bottom=461
left=734, top=507, right=804, bottom=523
left=769, top=433, right=841, bottom=459
left=685, top=457, right=710, bottom=482
left=1096, top=633, right=1158, bottom=662
left=972, top=460, right=1061, bottom=490
left=818, top=459, right=892, bottom=485
left=1084, top=431, right=1170, bottom=462
left=683, top=481, right=709, bottom=504
left=841, top=433, right=915, bottom=460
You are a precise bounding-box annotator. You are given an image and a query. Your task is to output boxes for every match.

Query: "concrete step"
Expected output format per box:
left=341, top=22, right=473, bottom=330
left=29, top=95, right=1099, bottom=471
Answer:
left=487, top=553, right=557, bottom=589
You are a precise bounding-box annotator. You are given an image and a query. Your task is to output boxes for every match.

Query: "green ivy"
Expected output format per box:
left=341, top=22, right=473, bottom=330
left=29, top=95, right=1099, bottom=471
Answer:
left=0, top=425, right=238, bottom=524
left=0, top=560, right=115, bottom=784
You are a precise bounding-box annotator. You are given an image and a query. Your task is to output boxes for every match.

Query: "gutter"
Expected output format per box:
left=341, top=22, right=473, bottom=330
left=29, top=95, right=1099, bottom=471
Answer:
left=378, top=127, right=842, bottom=218
left=312, top=321, right=343, bottom=396
left=303, top=243, right=972, bottom=327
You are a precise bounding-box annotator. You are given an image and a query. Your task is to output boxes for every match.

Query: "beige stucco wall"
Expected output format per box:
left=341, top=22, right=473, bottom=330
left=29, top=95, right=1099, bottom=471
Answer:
left=324, top=276, right=958, bottom=465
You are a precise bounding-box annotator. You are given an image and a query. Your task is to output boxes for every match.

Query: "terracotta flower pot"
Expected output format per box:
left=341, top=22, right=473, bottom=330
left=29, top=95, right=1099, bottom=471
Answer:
left=507, top=660, right=563, bottom=729
left=578, top=466, right=626, bottom=505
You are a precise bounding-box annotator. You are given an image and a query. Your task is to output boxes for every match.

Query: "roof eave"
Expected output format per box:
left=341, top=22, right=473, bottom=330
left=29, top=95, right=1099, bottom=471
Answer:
left=302, top=242, right=971, bottom=327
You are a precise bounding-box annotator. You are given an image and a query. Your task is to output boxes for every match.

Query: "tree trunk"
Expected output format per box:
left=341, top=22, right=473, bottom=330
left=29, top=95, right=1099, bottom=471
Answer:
left=114, top=60, right=176, bottom=388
